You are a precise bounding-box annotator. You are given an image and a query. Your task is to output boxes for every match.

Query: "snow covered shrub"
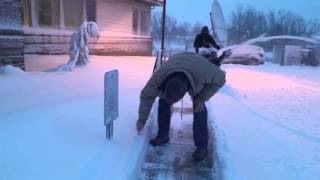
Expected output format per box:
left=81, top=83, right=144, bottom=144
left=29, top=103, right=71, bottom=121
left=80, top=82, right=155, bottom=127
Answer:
left=60, top=21, right=100, bottom=71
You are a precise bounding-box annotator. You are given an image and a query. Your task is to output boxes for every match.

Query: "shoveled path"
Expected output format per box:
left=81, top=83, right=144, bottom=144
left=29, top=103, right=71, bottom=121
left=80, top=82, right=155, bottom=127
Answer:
left=140, top=101, right=216, bottom=180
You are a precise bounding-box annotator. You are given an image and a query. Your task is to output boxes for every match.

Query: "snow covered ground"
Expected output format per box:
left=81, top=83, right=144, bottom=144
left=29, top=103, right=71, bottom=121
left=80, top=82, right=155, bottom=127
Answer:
left=0, top=56, right=155, bottom=180
left=0, top=55, right=319, bottom=180
left=211, top=63, right=320, bottom=180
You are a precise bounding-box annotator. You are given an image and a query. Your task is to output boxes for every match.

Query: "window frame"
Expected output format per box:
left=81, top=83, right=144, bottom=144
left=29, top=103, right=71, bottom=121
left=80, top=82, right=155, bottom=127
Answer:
left=22, top=0, right=32, bottom=26
left=62, top=0, right=84, bottom=29
left=132, top=8, right=150, bottom=35
left=139, top=10, right=149, bottom=35
left=36, top=0, right=60, bottom=28
left=23, top=0, right=85, bottom=30
left=86, top=0, right=96, bottom=22
left=132, top=9, right=139, bottom=34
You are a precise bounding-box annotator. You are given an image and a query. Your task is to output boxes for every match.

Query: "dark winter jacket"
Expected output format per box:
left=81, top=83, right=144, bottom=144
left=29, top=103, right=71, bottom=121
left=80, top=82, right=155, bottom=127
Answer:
left=194, top=26, right=221, bottom=53
left=138, top=52, right=226, bottom=124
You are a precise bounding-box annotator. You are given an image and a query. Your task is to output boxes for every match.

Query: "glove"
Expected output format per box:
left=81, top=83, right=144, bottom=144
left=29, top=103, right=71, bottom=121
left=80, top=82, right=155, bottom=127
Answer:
left=136, top=120, right=145, bottom=132
left=224, top=49, right=232, bottom=58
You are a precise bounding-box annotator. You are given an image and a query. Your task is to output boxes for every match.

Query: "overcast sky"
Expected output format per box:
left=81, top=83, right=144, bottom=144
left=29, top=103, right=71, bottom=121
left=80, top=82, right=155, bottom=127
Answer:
left=156, top=0, right=320, bottom=25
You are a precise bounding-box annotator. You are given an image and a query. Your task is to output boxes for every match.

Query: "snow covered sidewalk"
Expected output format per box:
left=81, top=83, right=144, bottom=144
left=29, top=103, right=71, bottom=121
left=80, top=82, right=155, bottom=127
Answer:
left=141, top=98, right=216, bottom=180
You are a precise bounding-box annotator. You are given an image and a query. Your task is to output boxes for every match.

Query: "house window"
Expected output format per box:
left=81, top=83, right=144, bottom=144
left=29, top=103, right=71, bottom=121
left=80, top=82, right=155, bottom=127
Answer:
left=132, top=9, right=150, bottom=35
left=86, top=0, right=96, bottom=22
left=22, top=0, right=32, bottom=26
left=140, top=11, right=148, bottom=35
left=23, top=0, right=84, bottom=29
left=133, top=9, right=139, bottom=34
left=63, top=0, right=83, bottom=28
left=37, top=0, right=60, bottom=27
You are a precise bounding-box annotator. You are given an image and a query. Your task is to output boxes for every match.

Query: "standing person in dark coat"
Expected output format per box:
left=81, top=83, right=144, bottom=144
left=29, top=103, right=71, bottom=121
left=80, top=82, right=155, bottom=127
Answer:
left=194, top=26, right=221, bottom=53
left=136, top=52, right=226, bottom=161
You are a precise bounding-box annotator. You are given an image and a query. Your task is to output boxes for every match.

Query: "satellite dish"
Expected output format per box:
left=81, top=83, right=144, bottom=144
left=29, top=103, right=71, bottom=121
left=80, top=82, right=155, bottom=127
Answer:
left=211, top=0, right=228, bottom=47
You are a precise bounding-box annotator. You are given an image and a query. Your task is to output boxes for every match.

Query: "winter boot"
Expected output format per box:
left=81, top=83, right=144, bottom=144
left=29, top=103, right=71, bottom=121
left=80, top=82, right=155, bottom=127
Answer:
left=192, top=147, right=208, bottom=161
left=149, top=136, right=169, bottom=146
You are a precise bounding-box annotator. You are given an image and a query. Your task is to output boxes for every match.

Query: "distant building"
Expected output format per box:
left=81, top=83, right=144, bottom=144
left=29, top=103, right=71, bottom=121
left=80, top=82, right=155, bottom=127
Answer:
left=0, top=0, right=163, bottom=69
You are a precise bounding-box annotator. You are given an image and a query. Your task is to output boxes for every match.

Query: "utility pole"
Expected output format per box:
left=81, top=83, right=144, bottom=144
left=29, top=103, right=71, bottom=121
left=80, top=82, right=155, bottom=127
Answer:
left=160, top=0, right=166, bottom=64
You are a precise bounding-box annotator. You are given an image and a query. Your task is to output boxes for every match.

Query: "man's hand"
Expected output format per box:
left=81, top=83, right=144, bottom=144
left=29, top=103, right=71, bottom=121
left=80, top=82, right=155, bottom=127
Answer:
left=193, top=96, right=205, bottom=113
left=136, top=120, right=145, bottom=133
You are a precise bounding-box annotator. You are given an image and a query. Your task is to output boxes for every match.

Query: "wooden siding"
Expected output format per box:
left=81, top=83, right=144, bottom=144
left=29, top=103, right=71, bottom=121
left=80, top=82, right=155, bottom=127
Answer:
left=89, top=36, right=152, bottom=56
left=0, top=0, right=25, bottom=69
left=21, top=0, right=153, bottom=56
left=0, top=35, right=25, bottom=69
left=96, top=0, right=150, bottom=35
left=23, top=32, right=152, bottom=56
left=93, top=0, right=152, bottom=55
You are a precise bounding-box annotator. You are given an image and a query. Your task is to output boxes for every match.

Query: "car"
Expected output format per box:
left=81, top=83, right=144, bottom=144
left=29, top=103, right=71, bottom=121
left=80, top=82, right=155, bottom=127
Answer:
left=217, top=45, right=265, bottom=65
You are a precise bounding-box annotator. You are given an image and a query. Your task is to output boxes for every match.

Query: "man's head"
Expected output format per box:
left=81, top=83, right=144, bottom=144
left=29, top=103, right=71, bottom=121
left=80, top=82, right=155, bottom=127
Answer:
left=201, top=26, right=209, bottom=34
left=163, top=73, right=189, bottom=104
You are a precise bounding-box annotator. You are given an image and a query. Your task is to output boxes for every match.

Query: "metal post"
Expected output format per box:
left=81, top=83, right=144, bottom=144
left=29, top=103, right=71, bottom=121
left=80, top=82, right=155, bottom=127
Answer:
left=153, top=50, right=160, bottom=73
left=160, top=0, right=166, bottom=65
left=111, top=121, right=113, bottom=137
left=106, top=123, right=109, bottom=139
left=181, top=97, right=183, bottom=120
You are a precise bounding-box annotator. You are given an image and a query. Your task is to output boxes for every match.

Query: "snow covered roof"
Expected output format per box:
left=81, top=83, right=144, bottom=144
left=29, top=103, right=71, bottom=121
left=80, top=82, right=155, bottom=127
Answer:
left=242, top=35, right=320, bottom=45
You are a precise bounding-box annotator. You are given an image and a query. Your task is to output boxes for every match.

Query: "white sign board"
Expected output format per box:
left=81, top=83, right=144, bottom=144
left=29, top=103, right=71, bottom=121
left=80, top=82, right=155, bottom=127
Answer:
left=104, top=70, right=119, bottom=139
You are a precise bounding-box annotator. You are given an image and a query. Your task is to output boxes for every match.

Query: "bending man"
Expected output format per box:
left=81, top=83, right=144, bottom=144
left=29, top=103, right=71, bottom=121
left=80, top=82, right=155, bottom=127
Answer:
left=136, top=52, right=226, bottom=161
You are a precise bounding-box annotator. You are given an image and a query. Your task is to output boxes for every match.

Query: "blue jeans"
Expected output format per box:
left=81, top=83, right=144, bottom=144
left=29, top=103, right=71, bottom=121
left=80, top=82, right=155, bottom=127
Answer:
left=157, top=98, right=208, bottom=148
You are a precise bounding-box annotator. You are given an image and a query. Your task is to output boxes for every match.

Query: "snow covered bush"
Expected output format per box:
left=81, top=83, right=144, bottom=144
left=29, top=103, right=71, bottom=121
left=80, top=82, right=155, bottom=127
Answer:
left=60, top=21, right=100, bottom=71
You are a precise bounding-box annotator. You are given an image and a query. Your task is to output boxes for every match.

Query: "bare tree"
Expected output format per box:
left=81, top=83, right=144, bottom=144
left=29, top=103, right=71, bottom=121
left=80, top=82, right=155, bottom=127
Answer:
left=228, top=6, right=267, bottom=43
left=152, top=12, right=162, bottom=40
left=307, top=20, right=320, bottom=36
left=228, top=6, right=320, bottom=44
left=267, top=10, right=307, bottom=36
left=151, top=12, right=204, bottom=51
left=178, top=22, right=193, bottom=51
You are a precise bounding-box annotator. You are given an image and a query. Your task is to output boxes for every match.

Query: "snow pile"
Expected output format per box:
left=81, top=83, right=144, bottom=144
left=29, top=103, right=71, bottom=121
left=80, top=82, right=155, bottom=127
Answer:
left=0, top=65, right=24, bottom=75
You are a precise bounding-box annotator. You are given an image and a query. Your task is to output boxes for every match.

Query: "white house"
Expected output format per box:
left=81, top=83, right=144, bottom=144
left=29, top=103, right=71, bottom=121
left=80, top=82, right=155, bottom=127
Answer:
left=0, top=0, right=163, bottom=69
